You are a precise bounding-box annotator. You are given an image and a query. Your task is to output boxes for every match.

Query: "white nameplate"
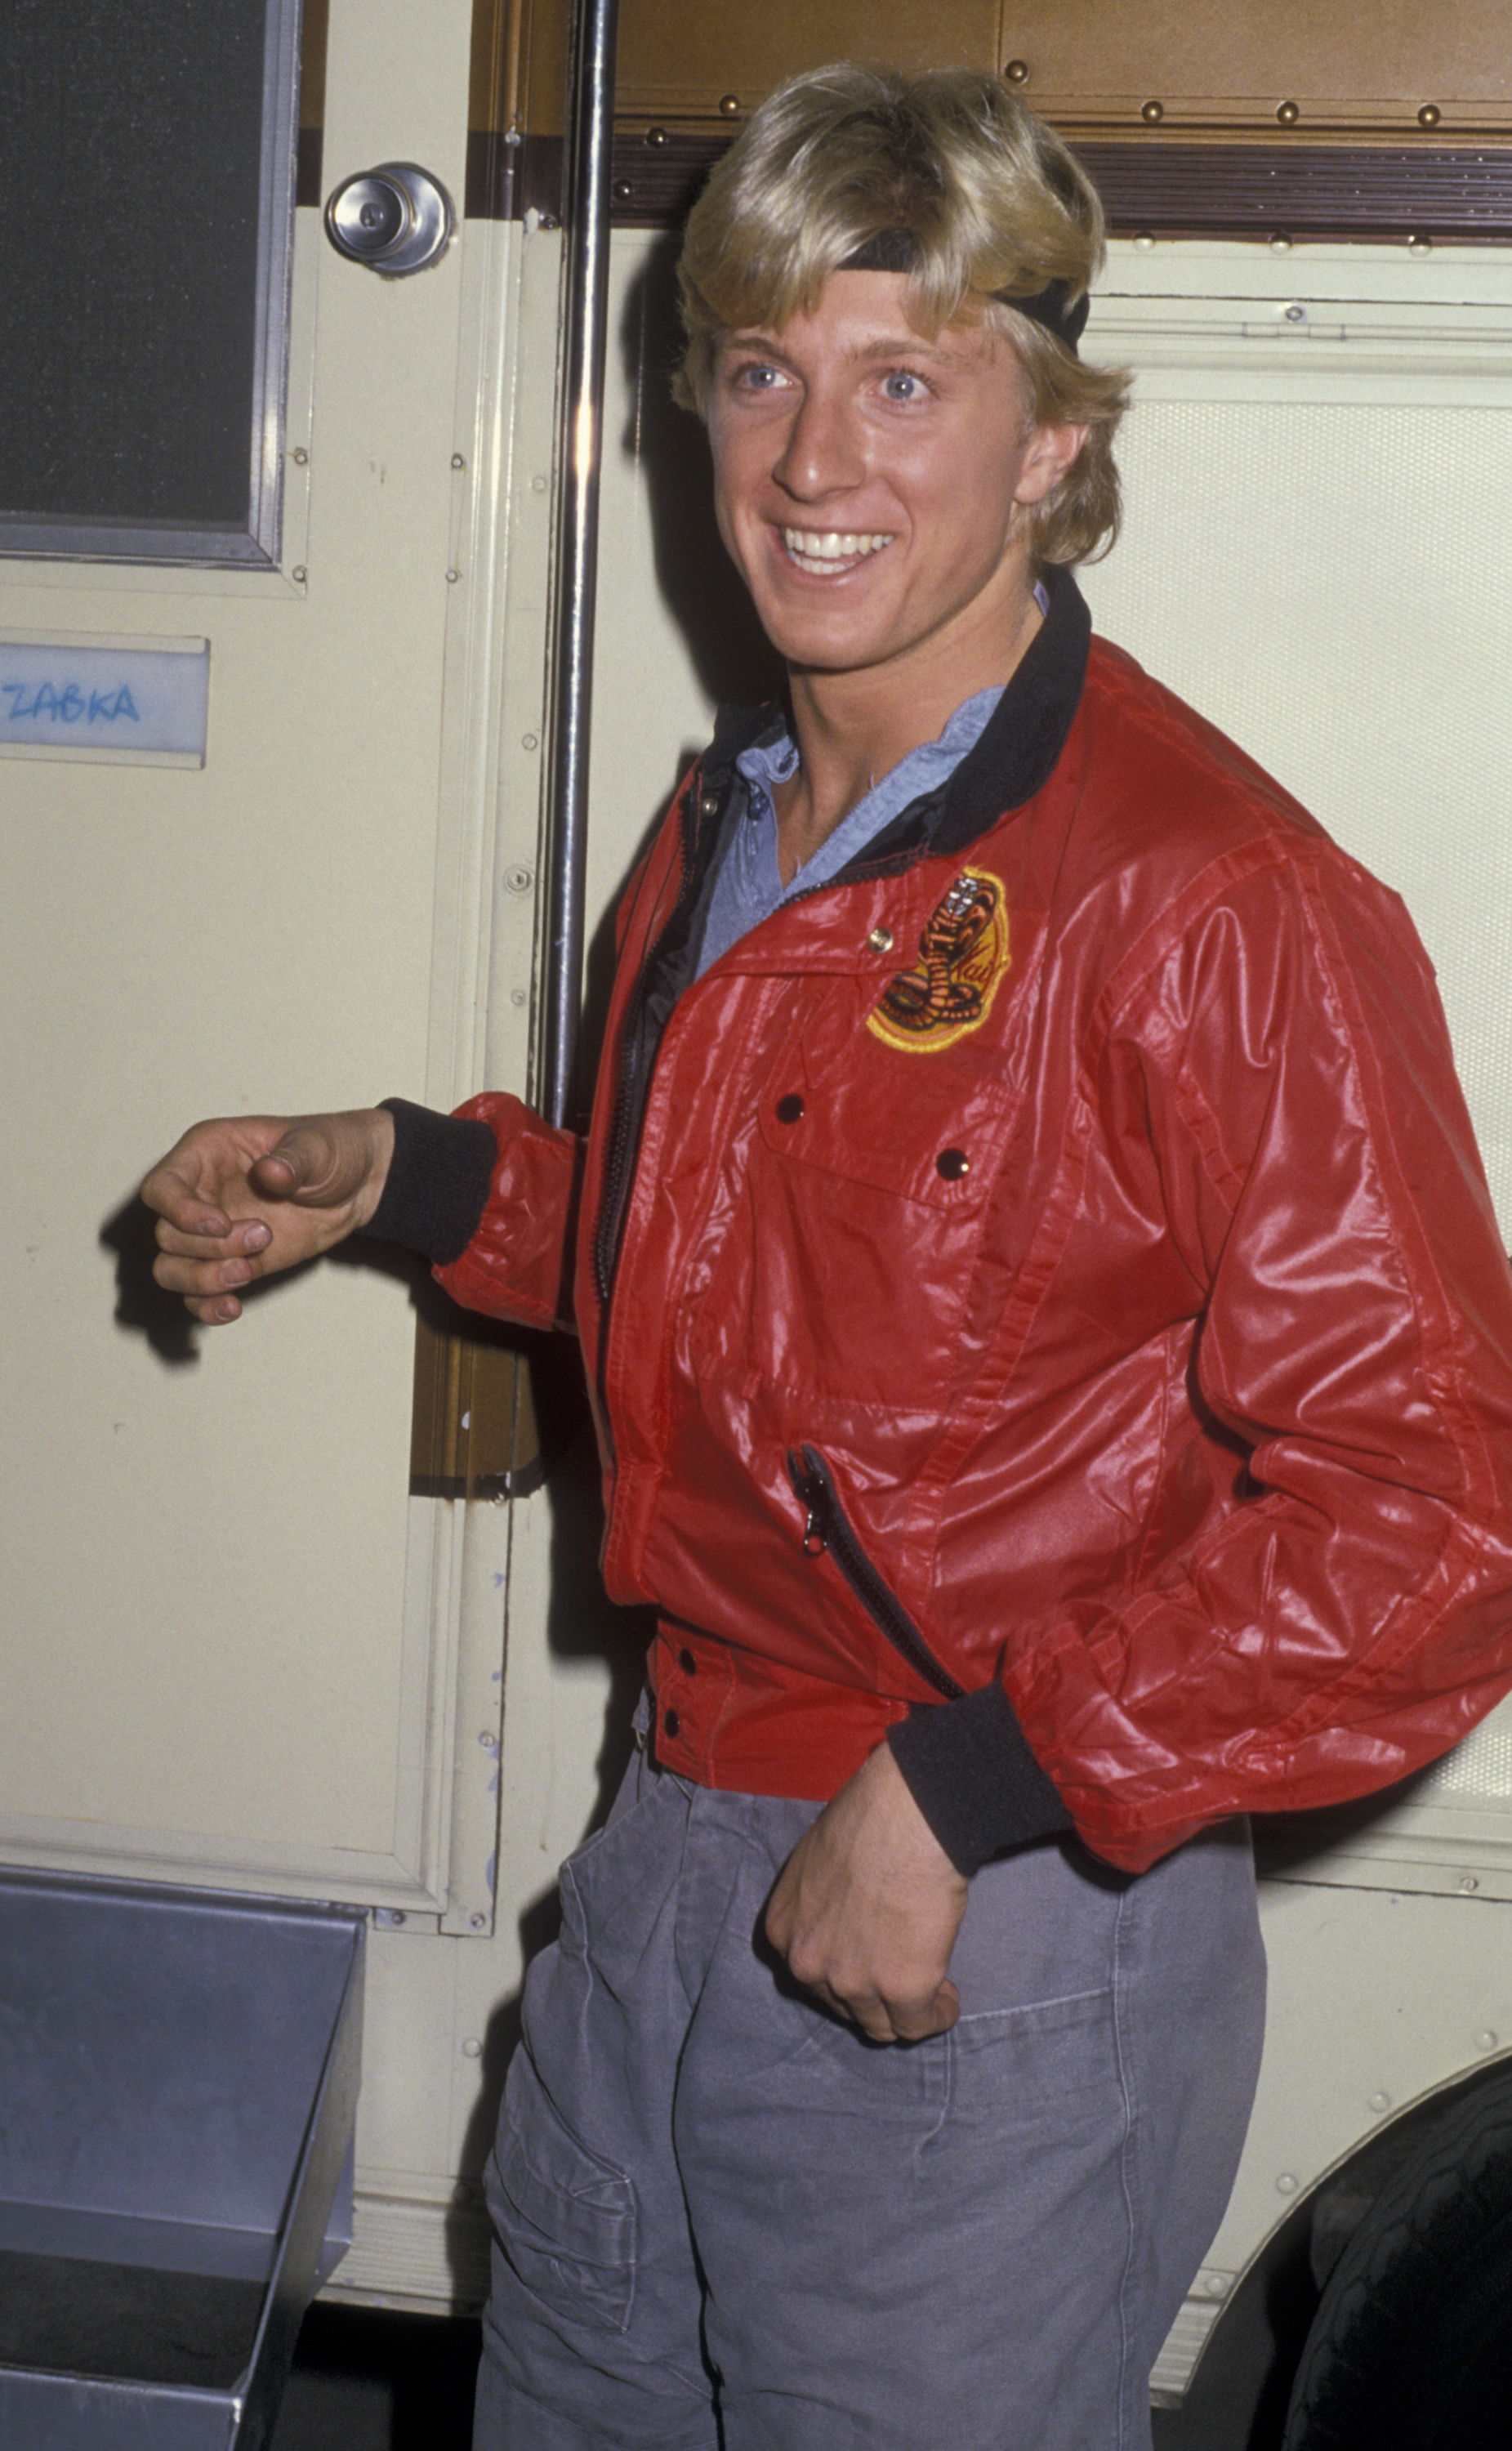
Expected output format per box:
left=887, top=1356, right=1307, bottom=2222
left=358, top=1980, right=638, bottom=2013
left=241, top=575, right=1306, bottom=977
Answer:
left=0, top=635, right=210, bottom=763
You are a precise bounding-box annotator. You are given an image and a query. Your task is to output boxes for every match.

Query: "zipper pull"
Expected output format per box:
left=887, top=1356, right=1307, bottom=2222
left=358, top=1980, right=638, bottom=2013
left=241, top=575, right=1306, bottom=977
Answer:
left=786, top=1446, right=830, bottom=1555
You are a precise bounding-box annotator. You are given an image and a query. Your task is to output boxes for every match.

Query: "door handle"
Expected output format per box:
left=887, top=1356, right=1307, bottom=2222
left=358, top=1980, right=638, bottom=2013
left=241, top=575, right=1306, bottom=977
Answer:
left=324, top=163, right=454, bottom=275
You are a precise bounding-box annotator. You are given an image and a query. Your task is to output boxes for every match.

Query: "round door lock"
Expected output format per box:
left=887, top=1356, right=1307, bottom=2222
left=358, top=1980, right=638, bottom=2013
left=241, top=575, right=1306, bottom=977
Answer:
left=324, top=163, right=455, bottom=275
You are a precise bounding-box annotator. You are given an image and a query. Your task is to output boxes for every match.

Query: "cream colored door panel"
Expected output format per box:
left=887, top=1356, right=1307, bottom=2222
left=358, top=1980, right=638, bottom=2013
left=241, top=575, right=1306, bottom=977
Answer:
left=0, top=0, right=527, bottom=1914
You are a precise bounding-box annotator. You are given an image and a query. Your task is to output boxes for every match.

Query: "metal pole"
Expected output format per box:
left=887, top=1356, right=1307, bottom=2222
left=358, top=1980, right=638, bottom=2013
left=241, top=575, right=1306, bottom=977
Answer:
left=541, top=0, right=621, bottom=1131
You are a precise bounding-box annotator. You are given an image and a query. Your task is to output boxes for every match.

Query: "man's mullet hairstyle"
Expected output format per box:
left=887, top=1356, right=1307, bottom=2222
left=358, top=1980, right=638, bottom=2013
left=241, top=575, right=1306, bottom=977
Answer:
left=676, top=64, right=1131, bottom=567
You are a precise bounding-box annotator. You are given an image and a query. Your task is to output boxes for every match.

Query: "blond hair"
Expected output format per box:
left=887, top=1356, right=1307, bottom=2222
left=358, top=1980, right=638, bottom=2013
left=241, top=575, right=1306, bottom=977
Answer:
left=676, top=64, right=1130, bottom=566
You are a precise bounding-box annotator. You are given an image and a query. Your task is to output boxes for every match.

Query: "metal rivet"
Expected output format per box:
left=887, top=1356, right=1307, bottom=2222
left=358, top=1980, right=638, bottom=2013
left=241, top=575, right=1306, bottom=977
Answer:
left=647, top=125, right=668, bottom=147
left=1284, top=302, right=1306, bottom=323
left=1417, top=102, right=1442, bottom=129
left=699, top=789, right=720, bottom=818
left=447, top=567, right=461, bottom=583
left=292, top=446, right=309, bottom=465
left=505, top=864, right=534, bottom=895
left=291, top=564, right=307, bottom=583
left=1407, top=232, right=1434, bottom=255
left=718, top=93, right=741, bottom=118
left=1133, top=230, right=1157, bottom=252
left=522, top=732, right=538, bottom=751
left=1277, top=100, right=1300, bottom=126
left=511, top=988, right=527, bottom=1007
left=1203, top=2273, right=1229, bottom=2299
left=462, top=2035, right=483, bottom=2056
left=531, top=474, right=547, bottom=492
left=613, top=179, right=633, bottom=202
left=776, top=1093, right=805, bottom=1124
left=452, top=451, right=466, bottom=469
left=868, top=924, right=894, bottom=954
left=1004, top=58, right=1029, bottom=83
left=537, top=212, right=560, bottom=230
left=1477, top=2029, right=1499, bottom=2051
left=1367, top=2091, right=1392, bottom=2114
left=470, top=1912, right=487, bottom=1931
left=663, top=1706, right=680, bottom=1738
left=1269, top=231, right=1293, bottom=253
left=1140, top=99, right=1164, bottom=124
left=1276, top=2172, right=1298, bottom=2195
left=937, top=1148, right=970, bottom=1180
left=1460, top=1873, right=1480, bottom=1891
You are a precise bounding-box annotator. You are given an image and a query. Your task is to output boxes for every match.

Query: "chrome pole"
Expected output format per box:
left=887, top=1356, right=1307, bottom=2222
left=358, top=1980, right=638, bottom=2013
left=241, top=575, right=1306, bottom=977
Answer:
left=541, top=0, right=621, bottom=1130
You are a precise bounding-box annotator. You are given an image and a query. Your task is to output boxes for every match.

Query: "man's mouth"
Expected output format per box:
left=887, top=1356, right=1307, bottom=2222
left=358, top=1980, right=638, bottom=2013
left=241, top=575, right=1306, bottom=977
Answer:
left=780, top=528, right=894, bottom=576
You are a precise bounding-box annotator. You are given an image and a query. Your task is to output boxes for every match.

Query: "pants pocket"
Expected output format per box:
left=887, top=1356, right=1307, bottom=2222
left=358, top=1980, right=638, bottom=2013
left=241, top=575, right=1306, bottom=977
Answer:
left=493, top=2060, right=639, bottom=2335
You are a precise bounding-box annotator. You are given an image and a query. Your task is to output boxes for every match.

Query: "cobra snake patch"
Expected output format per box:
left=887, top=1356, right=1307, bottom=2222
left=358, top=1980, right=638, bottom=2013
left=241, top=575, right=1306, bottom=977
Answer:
left=867, top=870, right=1011, bottom=1052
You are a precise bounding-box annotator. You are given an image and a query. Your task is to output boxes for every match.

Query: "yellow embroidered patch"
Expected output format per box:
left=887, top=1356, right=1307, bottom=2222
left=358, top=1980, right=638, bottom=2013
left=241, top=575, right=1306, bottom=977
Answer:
left=867, top=870, right=1011, bottom=1052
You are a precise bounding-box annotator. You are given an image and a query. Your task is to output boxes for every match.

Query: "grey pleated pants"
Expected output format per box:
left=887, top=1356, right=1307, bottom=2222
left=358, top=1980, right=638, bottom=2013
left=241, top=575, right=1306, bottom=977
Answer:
left=474, top=1741, right=1264, bottom=2451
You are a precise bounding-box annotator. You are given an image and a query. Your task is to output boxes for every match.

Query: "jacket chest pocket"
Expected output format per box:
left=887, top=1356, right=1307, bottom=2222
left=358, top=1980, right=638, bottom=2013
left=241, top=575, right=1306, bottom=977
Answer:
left=684, top=982, right=1021, bottom=1413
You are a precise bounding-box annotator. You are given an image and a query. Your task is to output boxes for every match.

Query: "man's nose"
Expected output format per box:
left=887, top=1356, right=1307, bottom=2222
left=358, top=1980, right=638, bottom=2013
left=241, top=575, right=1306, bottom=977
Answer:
left=772, top=387, right=863, bottom=498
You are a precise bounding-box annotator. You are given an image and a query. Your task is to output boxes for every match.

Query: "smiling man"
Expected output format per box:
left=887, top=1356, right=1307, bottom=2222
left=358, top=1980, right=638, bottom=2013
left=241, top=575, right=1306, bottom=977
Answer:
left=142, top=64, right=1512, bottom=2451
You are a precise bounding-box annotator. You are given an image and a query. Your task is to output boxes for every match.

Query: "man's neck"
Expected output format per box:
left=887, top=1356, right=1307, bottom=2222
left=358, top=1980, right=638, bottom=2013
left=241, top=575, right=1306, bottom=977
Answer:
left=771, top=586, right=1044, bottom=886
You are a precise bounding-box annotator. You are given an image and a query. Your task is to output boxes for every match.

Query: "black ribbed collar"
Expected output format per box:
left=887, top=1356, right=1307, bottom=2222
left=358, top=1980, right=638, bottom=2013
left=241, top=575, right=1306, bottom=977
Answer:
left=699, top=563, right=1091, bottom=883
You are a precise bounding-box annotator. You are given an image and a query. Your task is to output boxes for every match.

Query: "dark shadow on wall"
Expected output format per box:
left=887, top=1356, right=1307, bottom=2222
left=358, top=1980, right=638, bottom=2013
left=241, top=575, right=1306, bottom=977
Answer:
left=614, top=227, right=786, bottom=719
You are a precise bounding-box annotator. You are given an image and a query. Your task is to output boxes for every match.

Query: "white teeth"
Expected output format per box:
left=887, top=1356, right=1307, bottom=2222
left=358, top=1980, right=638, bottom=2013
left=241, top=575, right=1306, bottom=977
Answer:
left=782, top=528, right=894, bottom=568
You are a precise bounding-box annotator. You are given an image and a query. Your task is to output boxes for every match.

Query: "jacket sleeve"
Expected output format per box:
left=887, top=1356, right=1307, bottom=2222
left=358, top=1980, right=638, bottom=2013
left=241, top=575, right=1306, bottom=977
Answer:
left=1004, top=846, right=1512, bottom=1874
left=421, top=1092, right=582, bottom=1330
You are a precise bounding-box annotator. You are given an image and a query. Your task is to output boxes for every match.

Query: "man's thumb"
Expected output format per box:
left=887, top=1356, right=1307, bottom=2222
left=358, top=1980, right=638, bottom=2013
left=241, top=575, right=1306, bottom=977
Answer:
left=249, top=1121, right=354, bottom=1207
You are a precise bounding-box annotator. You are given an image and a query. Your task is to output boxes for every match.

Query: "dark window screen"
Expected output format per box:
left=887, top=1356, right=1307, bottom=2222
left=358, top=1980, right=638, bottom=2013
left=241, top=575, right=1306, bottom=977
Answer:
left=1, top=0, right=276, bottom=542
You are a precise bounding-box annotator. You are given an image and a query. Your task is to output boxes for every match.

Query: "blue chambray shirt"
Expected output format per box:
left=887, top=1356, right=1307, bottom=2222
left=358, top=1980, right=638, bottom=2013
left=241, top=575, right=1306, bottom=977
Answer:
left=695, top=587, right=1048, bottom=980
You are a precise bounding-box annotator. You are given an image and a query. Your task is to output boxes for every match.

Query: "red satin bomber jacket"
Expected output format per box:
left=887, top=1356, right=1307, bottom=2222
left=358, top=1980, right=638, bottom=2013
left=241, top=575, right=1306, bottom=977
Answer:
left=421, top=574, right=1512, bottom=1875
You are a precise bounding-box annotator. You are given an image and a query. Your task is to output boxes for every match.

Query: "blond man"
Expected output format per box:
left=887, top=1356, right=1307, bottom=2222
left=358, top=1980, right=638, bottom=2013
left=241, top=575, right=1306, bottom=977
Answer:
left=146, top=65, right=1512, bottom=2450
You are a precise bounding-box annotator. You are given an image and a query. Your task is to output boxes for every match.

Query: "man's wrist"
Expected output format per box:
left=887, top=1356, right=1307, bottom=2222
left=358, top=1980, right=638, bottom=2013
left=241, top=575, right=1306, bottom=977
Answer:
left=359, top=1097, right=497, bottom=1262
left=886, top=1684, right=1074, bottom=1875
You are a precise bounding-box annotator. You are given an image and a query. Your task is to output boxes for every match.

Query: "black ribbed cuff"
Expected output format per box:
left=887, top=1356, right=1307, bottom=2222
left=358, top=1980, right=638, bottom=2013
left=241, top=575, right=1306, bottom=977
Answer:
left=887, top=1683, right=1073, bottom=1875
left=359, top=1098, right=497, bottom=1266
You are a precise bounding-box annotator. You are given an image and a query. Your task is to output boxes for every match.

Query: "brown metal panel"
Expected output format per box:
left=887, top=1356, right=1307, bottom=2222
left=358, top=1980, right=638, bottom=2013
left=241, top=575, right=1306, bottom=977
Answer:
left=997, top=0, right=1512, bottom=138
left=295, top=0, right=328, bottom=205
left=409, top=1315, right=546, bottom=1501
left=615, top=0, right=1001, bottom=127
left=467, top=0, right=571, bottom=216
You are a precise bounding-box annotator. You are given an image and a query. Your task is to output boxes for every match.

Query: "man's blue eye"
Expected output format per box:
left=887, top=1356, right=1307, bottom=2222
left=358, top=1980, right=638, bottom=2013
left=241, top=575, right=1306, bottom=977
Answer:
left=883, top=372, right=921, bottom=400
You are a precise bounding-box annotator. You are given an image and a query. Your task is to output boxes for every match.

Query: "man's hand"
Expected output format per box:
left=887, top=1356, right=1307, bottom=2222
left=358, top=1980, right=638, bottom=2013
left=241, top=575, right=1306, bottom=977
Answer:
left=142, top=1109, right=396, bottom=1324
left=764, top=1742, right=969, bottom=2043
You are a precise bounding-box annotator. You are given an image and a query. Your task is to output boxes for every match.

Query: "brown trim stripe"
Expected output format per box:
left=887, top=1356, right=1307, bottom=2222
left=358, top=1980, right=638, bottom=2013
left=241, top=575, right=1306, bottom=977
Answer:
left=594, top=128, right=1512, bottom=240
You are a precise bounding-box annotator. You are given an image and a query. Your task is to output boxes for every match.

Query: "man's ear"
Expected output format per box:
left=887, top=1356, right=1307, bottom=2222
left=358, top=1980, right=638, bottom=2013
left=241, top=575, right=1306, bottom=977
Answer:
left=1015, top=422, right=1088, bottom=507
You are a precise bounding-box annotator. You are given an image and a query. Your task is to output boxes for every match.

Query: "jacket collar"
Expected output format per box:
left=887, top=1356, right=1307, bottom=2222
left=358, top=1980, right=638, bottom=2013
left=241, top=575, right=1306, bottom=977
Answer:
left=699, top=564, right=1091, bottom=880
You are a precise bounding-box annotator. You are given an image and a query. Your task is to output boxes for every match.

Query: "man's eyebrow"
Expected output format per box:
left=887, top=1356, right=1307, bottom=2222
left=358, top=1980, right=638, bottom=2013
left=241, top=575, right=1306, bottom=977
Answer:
left=720, top=330, right=968, bottom=368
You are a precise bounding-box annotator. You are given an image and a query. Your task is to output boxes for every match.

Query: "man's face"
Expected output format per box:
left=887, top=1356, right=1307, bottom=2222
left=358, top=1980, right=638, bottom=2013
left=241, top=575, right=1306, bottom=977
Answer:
left=706, top=270, right=1082, bottom=692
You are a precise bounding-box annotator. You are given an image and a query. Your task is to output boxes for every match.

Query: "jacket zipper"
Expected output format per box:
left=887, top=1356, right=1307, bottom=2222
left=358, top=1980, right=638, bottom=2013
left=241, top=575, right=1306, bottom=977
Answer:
left=785, top=1444, right=965, bottom=1702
